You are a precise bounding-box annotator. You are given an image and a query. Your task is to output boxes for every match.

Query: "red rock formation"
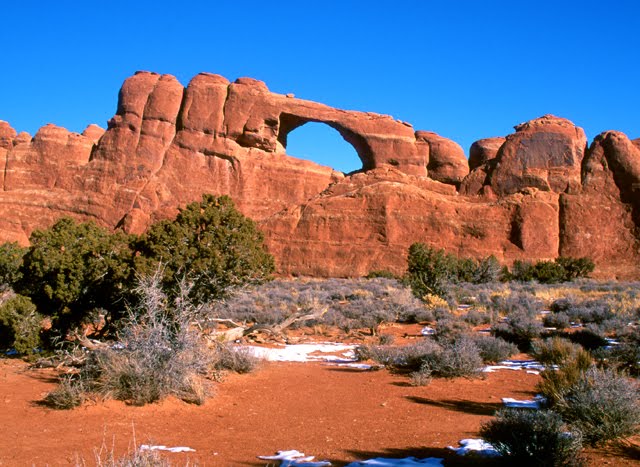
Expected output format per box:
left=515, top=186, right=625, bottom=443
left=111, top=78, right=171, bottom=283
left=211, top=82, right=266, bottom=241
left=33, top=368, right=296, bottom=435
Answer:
left=488, top=115, right=587, bottom=196
left=469, top=137, right=505, bottom=170
left=416, top=131, right=469, bottom=185
left=559, top=130, right=640, bottom=278
left=0, top=72, right=638, bottom=278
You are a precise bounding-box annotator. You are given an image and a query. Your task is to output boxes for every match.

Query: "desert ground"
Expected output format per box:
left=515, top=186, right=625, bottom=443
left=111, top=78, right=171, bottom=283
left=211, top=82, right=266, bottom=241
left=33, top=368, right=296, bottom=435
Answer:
left=1, top=324, right=638, bottom=466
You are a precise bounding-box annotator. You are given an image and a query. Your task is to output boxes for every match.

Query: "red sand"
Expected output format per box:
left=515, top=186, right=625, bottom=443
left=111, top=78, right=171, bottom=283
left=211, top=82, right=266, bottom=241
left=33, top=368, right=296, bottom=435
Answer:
left=1, top=354, right=638, bottom=466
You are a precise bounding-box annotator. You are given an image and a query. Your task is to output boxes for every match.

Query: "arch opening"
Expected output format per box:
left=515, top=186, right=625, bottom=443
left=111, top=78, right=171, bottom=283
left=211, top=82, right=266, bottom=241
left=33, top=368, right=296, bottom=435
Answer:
left=278, top=114, right=372, bottom=174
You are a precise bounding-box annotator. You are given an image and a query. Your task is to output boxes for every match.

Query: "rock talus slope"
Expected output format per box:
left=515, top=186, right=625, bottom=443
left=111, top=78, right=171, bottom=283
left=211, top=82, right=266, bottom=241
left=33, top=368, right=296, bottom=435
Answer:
left=1, top=72, right=638, bottom=278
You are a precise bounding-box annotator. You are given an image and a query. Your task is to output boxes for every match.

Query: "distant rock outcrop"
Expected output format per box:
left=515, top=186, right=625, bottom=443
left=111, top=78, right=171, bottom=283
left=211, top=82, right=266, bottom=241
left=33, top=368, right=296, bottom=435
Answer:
left=0, top=72, right=638, bottom=278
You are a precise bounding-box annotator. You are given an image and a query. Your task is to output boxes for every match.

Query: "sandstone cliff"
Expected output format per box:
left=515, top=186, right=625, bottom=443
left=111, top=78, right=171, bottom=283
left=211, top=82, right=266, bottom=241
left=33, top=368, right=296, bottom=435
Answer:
left=1, top=72, right=638, bottom=278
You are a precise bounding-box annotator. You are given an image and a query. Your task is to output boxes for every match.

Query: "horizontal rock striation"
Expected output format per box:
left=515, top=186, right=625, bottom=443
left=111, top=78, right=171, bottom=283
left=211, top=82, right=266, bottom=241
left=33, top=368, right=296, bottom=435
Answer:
left=0, top=72, right=639, bottom=278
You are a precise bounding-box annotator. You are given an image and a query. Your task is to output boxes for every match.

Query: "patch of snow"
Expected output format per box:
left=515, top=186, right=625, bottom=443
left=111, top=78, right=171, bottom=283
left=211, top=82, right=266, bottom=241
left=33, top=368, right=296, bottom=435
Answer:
left=244, top=343, right=357, bottom=363
left=448, top=439, right=500, bottom=457
left=259, top=452, right=446, bottom=467
left=483, top=359, right=546, bottom=373
left=502, top=395, right=546, bottom=409
left=140, top=445, right=195, bottom=453
left=457, top=304, right=472, bottom=310
left=526, top=370, right=540, bottom=375
left=258, top=450, right=331, bottom=466
left=421, top=326, right=435, bottom=336
left=332, top=362, right=375, bottom=370
left=345, top=457, right=444, bottom=466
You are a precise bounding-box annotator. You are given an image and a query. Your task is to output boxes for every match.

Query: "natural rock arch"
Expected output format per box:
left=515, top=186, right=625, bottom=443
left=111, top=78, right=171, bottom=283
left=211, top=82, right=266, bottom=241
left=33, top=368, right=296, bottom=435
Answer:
left=277, top=114, right=372, bottom=172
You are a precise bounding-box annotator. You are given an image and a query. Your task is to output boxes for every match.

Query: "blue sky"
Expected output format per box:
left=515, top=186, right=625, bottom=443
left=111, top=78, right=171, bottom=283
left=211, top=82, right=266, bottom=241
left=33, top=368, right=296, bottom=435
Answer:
left=1, top=1, right=638, bottom=173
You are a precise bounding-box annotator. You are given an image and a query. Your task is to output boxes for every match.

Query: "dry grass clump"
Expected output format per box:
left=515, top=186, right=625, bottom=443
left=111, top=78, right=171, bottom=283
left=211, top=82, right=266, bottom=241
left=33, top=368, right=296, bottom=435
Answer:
left=89, top=447, right=172, bottom=467
left=470, top=334, right=518, bottom=364
left=537, top=348, right=592, bottom=406
left=211, top=278, right=431, bottom=335
left=44, top=273, right=257, bottom=409
left=556, top=367, right=640, bottom=446
left=356, top=335, right=484, bottom=384
left=531, top=337, right=585, bottom=367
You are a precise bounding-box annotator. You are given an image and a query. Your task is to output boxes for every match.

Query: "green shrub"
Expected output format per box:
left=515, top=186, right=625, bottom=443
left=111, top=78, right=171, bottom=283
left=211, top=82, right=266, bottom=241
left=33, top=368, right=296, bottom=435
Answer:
left=405, top=243, right=458, bottom=298
left=134, top=194, right=274, bottom=305
left=455, top=257, right=479, bottom=283
left=405, top=246, right=504, bottom=298
left=473, top=255, right=503, bottom=283
left=509, top=260, right=535, bottom=282
left=480, top=408, right=584, bottom=466
left=365, top=270, right=399, bottom=280
left=531, top=261, right=568, bottom=284
left=555, top=257, right=595, bottom=280
left=16, top=218, right=134, bottom=336
left=453, top=256, right=503, bottom=284
left=0, top=295, right=42, bottom=354
left=557, top=367, right=640, bottom=445
left=508, top=257, right=594, bottom=283
left=0, top=242, right=27, bottom=288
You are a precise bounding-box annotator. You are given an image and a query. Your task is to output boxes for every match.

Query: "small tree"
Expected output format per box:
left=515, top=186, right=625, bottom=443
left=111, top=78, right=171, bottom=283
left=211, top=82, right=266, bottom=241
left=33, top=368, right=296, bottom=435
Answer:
left=508, top=257, right=595, bottom=283
left=0, top=242, right=27, bottom=289
left=405, top=243, right=458, bottom=298
left=474, top=255, right=502, bottom=283
left=134, top=194, right=275, bottom=305
left=532, top=260, right=567, bottom=284
left=16, top=218, right=134, bottom=335
left=0, top=295, right=42, bottom=354
left=555, top=257, right=595, bottom=280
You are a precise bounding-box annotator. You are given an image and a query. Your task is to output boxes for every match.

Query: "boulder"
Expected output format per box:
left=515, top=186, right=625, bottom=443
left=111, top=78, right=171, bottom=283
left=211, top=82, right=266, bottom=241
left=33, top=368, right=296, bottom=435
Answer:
left=469, top=137, right=505, bottom=170
left=416, top=131, right=469, bottom=185
left=488, top=115, right=587, bottom=195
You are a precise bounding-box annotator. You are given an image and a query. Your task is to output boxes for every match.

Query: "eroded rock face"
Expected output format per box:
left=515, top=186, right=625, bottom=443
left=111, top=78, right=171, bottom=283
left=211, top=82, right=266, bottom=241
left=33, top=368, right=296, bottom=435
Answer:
left=487, top=115, right=587, bottom=196
left=0, top=73, right=639, bottom=278
left=416, top=131, right=469, bottom=185
left=469, top=137, right=505, bottom=170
